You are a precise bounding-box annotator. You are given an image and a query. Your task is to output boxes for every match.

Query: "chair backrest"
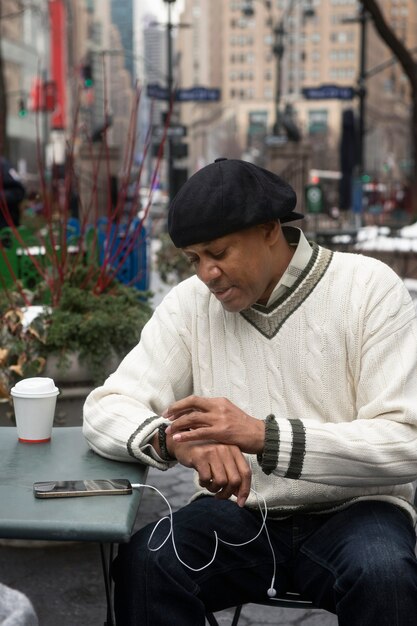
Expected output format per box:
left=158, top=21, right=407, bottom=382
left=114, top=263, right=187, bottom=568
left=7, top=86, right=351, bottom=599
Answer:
left=206, top=591, right=314, bottom=625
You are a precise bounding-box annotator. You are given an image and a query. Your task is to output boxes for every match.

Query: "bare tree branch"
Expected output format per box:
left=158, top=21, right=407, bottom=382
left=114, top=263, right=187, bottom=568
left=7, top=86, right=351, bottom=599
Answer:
left=360, top=0, right=417, bottom=214
left=360, top=0, right=417, bottom=86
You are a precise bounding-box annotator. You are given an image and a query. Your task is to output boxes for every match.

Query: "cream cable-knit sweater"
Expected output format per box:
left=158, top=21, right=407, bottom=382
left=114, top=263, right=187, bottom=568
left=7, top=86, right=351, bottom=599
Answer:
left=83, top=245, right=417, bottom=522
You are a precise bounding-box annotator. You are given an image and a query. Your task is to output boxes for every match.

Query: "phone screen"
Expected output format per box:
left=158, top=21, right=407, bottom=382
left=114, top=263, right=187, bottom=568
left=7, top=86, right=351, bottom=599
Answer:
left=33, top=479, right=132, bottom=498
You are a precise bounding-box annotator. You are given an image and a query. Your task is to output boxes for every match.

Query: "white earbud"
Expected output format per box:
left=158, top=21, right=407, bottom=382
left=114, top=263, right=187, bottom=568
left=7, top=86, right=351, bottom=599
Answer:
left=267, top=587, right=277, bottom=598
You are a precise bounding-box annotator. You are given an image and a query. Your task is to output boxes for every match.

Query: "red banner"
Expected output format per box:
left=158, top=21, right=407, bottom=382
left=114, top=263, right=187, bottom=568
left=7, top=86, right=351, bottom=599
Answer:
left=48, top=0, right=67, bottom=130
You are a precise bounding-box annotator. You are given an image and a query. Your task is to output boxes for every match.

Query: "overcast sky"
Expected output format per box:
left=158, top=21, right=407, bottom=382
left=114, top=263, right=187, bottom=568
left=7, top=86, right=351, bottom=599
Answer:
left=133, top=1, right=186, bottom=81
left=135, top=0, right=185, bottom=23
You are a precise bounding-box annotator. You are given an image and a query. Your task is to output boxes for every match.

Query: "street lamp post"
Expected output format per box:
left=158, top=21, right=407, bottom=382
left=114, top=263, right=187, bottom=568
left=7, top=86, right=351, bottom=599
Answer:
left=243, top=0, right=312, bottom=138
left=151, top=2, right=190, bottom=202
left=164, top=0, right=176, bottom=204
left=341, top=7, right=369, bottom=226
left=272, top=22, right=285, bottom=136
left=357, top=5, right=368, bottom=178
left=242, top=1, right=285, bottom=136
left=341, top=7, right=369, bottom=178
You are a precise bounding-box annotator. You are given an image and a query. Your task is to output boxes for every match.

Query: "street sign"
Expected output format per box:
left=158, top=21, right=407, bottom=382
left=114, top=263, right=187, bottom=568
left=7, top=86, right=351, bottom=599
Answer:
left=147, top=83, right=169, bottom=100
left=176, top=86, right=221, bottom=102
left=302, top=85, right=356, bottom=100
left=147, top=83, right=221, bottom=102
left=153, top=125, right=187, bottom=139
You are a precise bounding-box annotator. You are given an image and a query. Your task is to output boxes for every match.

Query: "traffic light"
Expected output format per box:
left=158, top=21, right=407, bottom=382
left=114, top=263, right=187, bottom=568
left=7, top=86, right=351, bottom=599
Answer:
left=82, top=64, right=93, bottom=88
left=305, top=183, right=324, bottom=214
left=18, top=98, right=28, bottom=118
left=172, top=143, right=188, bottom=159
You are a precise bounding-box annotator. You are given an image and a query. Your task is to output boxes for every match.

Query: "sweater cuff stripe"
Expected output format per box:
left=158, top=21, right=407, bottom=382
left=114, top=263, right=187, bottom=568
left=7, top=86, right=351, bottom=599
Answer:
left=285, top=418, right=306, bottom=479
left=127, top=415, right=160, bottom=459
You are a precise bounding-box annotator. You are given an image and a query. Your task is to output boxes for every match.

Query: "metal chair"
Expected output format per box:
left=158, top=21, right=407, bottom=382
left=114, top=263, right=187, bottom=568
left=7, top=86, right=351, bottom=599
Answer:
left=206, top=591, right=314, bottom=625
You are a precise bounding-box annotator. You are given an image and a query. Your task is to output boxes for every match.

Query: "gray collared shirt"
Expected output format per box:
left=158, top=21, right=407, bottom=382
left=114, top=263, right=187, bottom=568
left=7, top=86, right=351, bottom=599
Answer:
left=265, top=227, right=313, bottom=307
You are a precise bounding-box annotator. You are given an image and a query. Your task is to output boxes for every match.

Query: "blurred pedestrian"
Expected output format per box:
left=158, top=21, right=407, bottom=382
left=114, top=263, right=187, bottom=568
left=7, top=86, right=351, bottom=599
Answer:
left=0, top=157, right=26, bottom=229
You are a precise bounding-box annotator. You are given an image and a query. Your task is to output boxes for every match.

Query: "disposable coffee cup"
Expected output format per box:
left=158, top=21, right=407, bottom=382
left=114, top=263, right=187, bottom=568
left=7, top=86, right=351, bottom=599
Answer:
left=10, top=377, right=60, bottom=443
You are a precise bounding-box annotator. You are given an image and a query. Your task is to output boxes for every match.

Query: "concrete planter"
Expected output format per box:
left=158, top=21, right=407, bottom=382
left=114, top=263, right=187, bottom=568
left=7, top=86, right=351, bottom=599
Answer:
left=44, top=353, right=94, bottom=385
left=45, top=351, right=120, bottom=426
left=44, top=352, right=119, bottom=385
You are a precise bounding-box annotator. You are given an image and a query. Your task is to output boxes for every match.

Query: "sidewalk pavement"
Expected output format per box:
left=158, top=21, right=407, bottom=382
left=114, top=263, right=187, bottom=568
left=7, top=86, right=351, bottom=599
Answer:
left=0, top=458, right=336, bottom=626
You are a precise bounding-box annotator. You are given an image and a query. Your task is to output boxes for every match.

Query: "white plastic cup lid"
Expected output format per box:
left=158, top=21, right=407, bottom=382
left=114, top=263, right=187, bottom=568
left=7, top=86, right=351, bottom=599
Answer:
left=11, top=377, right=59, bottom=398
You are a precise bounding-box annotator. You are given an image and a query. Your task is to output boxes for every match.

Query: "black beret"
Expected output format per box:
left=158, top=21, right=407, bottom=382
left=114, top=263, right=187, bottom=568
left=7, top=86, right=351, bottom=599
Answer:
left=168, top=158, right=303, bottom=248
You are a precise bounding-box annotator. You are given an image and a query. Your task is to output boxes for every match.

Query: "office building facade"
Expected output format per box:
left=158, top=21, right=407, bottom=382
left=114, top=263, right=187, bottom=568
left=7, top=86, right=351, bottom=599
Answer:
left=176, top=0, right=415, bottom=187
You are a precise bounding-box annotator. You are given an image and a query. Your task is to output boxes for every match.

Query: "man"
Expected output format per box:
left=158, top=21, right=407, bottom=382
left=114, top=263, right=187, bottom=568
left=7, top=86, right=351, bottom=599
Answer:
left=0, top=156, right=25, bottom=229
left=83, top=158, right=417, bottom=625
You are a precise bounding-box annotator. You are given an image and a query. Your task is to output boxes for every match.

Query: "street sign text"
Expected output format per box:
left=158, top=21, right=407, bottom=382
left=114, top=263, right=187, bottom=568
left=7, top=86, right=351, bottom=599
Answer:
left=302, top=85, right=356, bottom=100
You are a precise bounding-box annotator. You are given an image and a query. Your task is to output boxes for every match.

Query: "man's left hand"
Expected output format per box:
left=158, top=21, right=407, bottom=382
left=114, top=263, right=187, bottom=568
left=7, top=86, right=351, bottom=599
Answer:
left=164, top=395, right=265, bottom=455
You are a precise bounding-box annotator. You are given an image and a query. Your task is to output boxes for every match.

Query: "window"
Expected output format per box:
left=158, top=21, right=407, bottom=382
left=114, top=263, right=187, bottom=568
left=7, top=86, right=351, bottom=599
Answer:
left=248, top=111, right=268, bottom=140
left=308, top=109, right=328, bottom=134
left=330, top=31, right=355, bottom=43
left=329, top=67, right=355, bottom=79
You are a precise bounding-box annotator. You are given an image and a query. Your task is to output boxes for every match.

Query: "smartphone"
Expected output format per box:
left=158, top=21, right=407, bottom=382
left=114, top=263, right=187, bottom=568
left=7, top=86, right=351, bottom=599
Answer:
left=33, top=479, right=132, bottom=499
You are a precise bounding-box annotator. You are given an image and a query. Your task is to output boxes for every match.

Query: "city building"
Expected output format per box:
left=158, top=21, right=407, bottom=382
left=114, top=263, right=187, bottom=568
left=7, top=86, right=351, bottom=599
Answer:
left=175, top=0, right=416, bottom=206
left=0, top=0, right=135, bottom=192
left=0, top=0, right=50, bottom=176
left=111, top=0, right=135, bottom=85
left=65, top=0, right=136, bottom=217
left=1, top=0, right=415, bottom=211
left=134, top=11, right=169, bottom=188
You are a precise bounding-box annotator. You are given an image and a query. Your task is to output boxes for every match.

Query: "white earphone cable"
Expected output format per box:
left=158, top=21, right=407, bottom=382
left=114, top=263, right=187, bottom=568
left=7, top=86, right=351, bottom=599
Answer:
left=131, top=483, right=277, bottom=595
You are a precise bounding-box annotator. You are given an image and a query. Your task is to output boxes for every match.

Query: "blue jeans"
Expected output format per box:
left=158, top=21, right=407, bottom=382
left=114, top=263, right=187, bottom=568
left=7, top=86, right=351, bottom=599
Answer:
left=112, top=497, right=417, bottom=625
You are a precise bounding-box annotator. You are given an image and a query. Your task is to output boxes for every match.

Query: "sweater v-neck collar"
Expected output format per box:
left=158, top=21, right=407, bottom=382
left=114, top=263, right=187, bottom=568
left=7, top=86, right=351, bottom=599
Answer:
left=239, top=244, right=333, bottom=338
